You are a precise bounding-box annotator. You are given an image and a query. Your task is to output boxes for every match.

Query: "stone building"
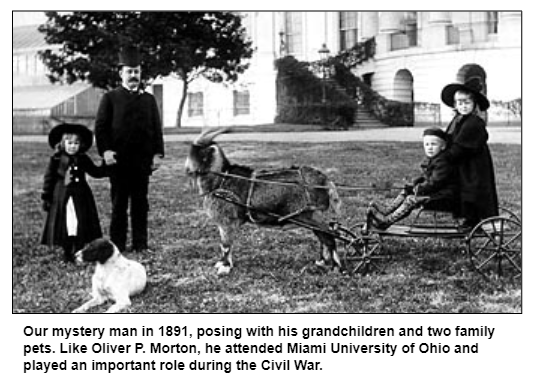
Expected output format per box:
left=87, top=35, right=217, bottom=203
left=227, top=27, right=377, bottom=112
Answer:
left=12, top=22, right=103, bottom=134
left=13, top=11, right=521, bottom=131
left=162, top=11, right=521, bottom=128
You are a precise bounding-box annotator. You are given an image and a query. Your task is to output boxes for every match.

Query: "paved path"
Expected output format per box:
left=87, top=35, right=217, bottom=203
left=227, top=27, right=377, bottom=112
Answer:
left=13, top=126, right=521, bottom=144
left=198, top=126, right=521, bottom=145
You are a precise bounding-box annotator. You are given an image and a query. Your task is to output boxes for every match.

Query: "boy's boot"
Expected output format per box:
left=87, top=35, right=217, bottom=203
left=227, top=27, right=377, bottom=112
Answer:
left=368, top=196, right=420, bottom=230
left=366, top=204, right=389, bottom=230
left=371, top=191, right=407, bottom=215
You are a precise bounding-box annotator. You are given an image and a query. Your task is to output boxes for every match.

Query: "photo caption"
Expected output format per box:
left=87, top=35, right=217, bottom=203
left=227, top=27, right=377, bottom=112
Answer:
left=22, top=324, right=494, bottom=374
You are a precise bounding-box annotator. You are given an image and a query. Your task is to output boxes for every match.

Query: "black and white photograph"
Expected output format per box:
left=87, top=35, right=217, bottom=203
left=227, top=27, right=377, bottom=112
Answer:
left=11, top=9, right=526, bottom=380
left=13, top=10, right=522, bottom=314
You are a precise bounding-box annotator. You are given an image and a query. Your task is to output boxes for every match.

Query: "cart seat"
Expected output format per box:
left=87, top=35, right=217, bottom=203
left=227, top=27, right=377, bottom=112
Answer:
left=421, top=198, right=459, bottom=214
left=413, top=198, right=461, bottom=227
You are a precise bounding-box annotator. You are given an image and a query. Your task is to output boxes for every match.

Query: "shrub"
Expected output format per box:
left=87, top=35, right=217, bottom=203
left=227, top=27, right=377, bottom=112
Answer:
left=275, top=56, right=356, bottom=129
left=332, top=61, right=414, bottom=127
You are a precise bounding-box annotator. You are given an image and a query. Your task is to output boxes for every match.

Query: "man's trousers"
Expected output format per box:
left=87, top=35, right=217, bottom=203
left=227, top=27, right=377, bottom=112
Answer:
left=109, top=170, right=149, bottom=251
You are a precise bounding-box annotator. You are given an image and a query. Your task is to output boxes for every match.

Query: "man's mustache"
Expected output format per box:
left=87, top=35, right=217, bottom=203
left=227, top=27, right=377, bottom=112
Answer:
left=129, top=77, right=140, bottom=83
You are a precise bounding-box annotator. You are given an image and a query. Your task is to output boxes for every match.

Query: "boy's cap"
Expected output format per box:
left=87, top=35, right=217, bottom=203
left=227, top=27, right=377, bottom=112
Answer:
left=423, top=127, right=448, bottom=142
left=48, top=123, right=93, bottom=151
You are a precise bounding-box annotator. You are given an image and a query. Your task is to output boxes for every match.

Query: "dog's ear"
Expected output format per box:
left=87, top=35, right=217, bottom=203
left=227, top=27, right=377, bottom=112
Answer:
left=82, top=238, right=115, bottom=264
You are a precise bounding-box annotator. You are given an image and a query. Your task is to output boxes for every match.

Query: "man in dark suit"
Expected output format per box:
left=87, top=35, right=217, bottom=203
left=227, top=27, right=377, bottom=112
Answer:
left=95, top=46, right=164, bottom=252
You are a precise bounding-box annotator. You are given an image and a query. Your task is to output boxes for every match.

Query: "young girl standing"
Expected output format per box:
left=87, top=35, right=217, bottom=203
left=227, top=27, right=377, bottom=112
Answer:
left=41, top=123, right=109, bottom=262
left=440, top=77, right=499, bottom=228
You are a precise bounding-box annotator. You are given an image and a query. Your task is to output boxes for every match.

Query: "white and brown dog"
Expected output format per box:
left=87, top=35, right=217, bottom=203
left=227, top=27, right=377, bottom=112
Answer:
left=72, top=238, right=147, bottom=313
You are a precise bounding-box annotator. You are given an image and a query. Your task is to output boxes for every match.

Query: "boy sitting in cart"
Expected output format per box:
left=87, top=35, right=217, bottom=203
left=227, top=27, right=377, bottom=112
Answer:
left=363, top=127, right=459, bottom=233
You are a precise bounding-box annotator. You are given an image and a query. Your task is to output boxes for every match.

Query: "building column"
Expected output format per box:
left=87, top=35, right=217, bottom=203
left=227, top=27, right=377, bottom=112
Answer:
left=429, top=12, right=451, bottom=24
left=423, top=12, right=451, bottom=48
left=451, top=12, right=473, bottom=44
left=499, top=12, right=521, bottom=45
left=375, top=12, right=403, bottom=54
left=359, top=12, right=378, bottom=42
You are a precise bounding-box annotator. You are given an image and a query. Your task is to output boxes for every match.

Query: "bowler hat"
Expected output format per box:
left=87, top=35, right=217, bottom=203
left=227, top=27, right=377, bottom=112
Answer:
left=118, top=45, right=141, bottom=67
left=441, top=77, right=490, bottom=111
left=423, top=127, right=448, bottom=142
left=48, top=123, right=93, bottom=152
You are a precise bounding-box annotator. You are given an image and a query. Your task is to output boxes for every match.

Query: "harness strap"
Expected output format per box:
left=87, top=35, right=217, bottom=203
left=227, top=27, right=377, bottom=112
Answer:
left=245, top=168, right=316, bottom=224
left=298, top=167, right=313, bottom=206
left=246, top=171, right=259, bottom=224
left=209, top=190, right=338, bottom=238
left=209, top=170, right=404, bottom=192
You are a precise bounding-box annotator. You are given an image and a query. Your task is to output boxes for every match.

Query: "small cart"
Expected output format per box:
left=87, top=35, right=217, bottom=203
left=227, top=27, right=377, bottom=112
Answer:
left=336, top=205, right=522, bottom=279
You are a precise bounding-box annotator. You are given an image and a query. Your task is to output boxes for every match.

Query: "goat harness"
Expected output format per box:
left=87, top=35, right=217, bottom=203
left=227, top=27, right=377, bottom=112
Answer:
left=210, top=168, right=320, bottom=225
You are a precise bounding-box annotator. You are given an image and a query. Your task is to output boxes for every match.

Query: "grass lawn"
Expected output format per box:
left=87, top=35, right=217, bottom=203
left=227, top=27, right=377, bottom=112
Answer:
left=12, top=139, right=522, bottom=313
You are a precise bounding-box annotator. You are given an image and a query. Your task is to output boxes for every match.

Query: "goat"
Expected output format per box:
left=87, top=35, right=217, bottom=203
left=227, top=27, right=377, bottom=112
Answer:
left=184, top=127, right=343, bottom=275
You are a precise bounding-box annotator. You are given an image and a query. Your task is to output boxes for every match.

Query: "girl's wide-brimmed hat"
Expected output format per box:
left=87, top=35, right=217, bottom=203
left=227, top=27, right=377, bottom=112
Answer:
left=48, top=123, right=94, bottom=151
left=441, top=77, right=490, bottom=111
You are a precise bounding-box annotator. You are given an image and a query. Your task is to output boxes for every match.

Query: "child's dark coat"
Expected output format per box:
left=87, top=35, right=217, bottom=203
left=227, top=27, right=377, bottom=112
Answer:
left=410, top=150, right=459, bottom=212
left=445, top=113, right=499, bottom=220
left=41, top=152, right=108, bottom=249
left=416, top=151, right=458, bottom=200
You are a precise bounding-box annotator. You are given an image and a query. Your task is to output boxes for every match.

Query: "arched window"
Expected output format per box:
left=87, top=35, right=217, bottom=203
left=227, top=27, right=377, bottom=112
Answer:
left=393, top=69, right=414, bottom=103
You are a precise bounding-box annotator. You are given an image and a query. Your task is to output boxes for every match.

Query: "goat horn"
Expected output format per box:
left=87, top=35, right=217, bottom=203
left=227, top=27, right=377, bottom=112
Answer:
left=194, top=126, right=232, bottom=145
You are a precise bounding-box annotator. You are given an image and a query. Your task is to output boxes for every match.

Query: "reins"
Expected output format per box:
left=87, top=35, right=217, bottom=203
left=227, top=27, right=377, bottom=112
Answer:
left=209, top=170, right=404, bottom=192
left=207, top=188, right=347, bottom=241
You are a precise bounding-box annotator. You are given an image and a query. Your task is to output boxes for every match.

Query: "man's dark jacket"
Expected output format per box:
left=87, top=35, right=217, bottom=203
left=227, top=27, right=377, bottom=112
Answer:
left=95, top=87, right=164, bottom=174
left=444, top=113, right=499, bottom=220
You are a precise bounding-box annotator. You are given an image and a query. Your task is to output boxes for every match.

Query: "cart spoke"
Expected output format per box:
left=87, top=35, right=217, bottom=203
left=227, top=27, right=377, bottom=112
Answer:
left=471, top=237, right=495, bottom=256
left=473, top=251, right=499, bottom=270
left=467, top=217, right=522, bottom=278
left=504, top=254, right=522, bottom=273
left=502, top=231, right=521, bottom=248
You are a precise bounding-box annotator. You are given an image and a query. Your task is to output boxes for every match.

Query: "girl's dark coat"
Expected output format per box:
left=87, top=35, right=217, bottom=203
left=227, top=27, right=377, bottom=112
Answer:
left=41, top=152, right=108, bottom=248
left=445, top=113, right=499, bottom=220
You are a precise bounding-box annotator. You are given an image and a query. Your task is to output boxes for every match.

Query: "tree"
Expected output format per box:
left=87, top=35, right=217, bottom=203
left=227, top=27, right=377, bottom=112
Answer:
left=39, top=11, right=254, bottom=127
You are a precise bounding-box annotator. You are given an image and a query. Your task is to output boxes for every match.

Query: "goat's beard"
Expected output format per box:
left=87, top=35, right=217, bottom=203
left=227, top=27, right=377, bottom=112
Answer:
left=187, top=176, right=199, bottom=194
left=187, top=175, right=213, bottom=196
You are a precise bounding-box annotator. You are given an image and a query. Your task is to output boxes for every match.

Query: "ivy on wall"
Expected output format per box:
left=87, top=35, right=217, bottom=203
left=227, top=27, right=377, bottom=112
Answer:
left=275, top=56, right=355, bottom=129
left=332, top=61, right=414, bottom=127
left=336, top=37, right=376, bottom=68
left=276, top=40, right=522, bottom=128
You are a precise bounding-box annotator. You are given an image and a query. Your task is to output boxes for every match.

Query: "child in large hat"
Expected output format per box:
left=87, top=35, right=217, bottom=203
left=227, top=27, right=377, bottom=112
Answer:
left=440, top=77, right=499, bottom=227
left=364, top=127, right=459, bottom=232
left=41, top=123, right=110, bottom=262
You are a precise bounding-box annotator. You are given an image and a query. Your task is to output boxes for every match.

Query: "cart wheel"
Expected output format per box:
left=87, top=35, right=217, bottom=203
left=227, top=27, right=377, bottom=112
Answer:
left=467, top=216, right=522, bottom=278
left=498, top=206, right=521, bottom=223
left=337, top=226, right=386, bottom=274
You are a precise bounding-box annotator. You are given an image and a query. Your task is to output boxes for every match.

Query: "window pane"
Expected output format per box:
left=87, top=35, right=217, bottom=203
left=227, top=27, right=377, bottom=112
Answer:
left=285, top=12, right=302, bottom=55
left=233, top=90, right=250, bottom=116
left=188, top=92, right=203, bottom=117
left=339, top=12, right=358, bottom=50
left=340, top=12, right=357, bottom=29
